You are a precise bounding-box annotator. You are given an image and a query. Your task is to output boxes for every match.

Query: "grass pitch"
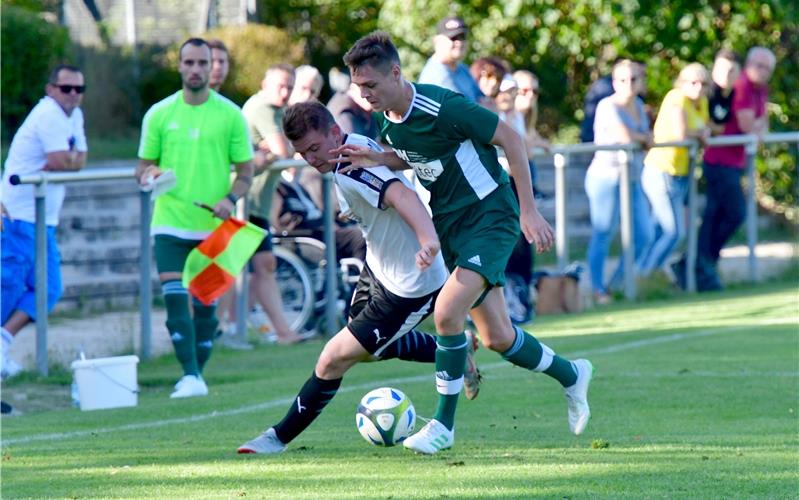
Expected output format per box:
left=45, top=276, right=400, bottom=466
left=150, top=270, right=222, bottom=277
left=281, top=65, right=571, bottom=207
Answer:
left=2, top=284, right=798, bottom=498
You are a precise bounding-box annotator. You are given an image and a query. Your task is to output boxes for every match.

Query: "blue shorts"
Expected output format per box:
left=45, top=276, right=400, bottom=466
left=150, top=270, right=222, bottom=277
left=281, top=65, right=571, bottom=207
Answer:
left=1, top=218, right=63, bottom=324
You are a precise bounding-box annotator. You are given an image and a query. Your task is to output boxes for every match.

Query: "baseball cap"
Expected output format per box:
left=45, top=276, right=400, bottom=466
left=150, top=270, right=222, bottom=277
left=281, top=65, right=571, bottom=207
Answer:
left=436, top=16, right=468, bottom=39
left=498, top=75, right=518, bottom=93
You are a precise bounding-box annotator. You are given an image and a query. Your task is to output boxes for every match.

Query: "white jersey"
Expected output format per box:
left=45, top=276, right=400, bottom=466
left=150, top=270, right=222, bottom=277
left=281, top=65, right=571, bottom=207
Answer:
left=334, top=134, right=448, bottom=298
left=1, top=96, right=87, bottom=225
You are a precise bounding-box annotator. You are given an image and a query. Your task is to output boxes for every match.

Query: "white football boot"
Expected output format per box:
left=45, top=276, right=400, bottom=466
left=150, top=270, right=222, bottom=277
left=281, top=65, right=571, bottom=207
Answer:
left=403, top=419, right=454, bottom=455
left=564, top=359, right=593, bottom=435
left=237, top=427, right=287, bottom=454
left=463, top=330, right=482, bottom=400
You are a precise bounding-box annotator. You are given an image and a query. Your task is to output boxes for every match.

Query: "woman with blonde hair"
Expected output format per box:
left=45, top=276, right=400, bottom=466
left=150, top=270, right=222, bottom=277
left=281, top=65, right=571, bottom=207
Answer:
left=637, top=63, right=711, bottom=277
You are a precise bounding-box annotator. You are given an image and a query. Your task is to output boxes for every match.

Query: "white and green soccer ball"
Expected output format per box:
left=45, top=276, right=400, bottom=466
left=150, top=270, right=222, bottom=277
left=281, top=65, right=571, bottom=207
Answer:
left=356, top=387, right=415, bottom=446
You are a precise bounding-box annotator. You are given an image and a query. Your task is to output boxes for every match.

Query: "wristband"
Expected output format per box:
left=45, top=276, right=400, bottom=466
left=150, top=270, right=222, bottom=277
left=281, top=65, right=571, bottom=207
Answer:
left=226, top=193, right=239, bottom=205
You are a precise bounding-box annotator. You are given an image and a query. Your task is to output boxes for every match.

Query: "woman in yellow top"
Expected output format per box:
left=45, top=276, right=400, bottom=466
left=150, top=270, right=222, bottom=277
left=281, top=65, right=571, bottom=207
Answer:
left=638, top=63, right=711, bottom=277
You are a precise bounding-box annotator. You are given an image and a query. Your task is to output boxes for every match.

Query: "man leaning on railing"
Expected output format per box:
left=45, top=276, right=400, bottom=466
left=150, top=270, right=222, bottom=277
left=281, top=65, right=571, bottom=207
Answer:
left=1, top=64, right=88, bottom=379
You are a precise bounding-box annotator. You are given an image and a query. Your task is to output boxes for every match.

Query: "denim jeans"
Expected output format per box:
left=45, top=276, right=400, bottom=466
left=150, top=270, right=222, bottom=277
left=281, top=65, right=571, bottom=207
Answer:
left=638, top=165, right=689, bottom=275
left=585, top=170, right=653, bottom=294
left=697, top=163, right=746, bottom=263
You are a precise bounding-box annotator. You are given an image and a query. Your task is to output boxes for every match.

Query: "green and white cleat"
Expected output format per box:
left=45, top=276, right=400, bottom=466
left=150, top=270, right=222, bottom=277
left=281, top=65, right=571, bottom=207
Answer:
left=564, top=359, right=593, bottom=435
left=403, top=419, right=454, bottom=455
left=237, top=427, right=287, bottom=454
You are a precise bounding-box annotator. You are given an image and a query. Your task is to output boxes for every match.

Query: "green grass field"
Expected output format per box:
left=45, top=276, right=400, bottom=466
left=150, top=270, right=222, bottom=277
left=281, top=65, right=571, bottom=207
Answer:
left=2, top=284, right=798, bottom=498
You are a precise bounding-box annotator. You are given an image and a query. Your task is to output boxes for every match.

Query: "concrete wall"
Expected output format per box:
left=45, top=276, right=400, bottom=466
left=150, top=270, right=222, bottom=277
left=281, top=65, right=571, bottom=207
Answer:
left=52, top=160, right=592, bottom=313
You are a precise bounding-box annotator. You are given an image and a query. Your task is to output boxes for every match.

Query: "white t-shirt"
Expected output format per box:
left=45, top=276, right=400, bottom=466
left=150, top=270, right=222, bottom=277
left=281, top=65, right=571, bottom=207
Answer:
left=1, top=96, right=87, bottom=225
left=334, top=134, right=448, bottom=298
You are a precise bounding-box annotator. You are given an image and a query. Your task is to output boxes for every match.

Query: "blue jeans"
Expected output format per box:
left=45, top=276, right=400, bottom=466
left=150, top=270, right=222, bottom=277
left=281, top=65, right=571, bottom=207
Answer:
left=638, top=165, right=689, bottom=275
left=585, top=172, right=653, bottom=294
left=1, top=218, right=62, bottom=324
left=698, top=163, right=745, bottom=263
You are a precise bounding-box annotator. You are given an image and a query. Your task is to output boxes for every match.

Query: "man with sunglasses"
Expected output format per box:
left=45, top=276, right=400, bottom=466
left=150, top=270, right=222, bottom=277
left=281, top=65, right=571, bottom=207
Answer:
left=1, top=65, right=87, bottom=378
left=418, top=16, right=482, bottom=103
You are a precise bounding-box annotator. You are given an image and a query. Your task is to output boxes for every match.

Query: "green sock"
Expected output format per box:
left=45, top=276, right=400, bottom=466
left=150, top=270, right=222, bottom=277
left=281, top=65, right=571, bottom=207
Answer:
left=433, top=333, right=467, bottom=430
left=193, top=299, right=218, bottom=373
left=502, top=325, right=577, bottom=387
left=162, top=281, right=199, bottom=376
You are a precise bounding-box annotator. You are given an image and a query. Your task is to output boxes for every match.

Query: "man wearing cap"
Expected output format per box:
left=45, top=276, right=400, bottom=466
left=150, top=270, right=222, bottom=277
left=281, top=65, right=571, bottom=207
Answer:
left=418, top=16, right=482, bottom=103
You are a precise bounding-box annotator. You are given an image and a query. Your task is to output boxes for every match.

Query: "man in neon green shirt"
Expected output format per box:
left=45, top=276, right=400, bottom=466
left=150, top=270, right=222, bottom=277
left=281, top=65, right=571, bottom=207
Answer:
left=136, top=38, right=254, bottom=398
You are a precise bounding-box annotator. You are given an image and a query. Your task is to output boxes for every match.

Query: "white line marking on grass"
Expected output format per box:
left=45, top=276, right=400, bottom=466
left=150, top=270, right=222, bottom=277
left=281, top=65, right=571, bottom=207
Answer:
left=4, top=317, right=797, bottom=446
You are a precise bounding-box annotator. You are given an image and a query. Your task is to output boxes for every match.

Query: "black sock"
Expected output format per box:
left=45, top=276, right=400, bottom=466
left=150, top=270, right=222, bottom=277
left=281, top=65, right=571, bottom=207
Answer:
left=193, top=300, right=218, bottom=373
left=378, top=329, right=437, bottom=363
left=273, top=372, right=342, bottom=444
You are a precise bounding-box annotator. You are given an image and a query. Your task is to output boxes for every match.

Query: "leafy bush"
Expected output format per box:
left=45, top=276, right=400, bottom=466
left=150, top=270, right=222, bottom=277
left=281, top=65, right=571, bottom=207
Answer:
left=198, top=24, right=306, bottom=106
left=1, top=5, right=70, bottom=138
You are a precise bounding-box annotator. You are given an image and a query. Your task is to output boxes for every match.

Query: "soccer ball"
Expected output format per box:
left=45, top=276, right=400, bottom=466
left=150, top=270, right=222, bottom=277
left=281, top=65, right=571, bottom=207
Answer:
left=355, top=387, right=415, bottom=446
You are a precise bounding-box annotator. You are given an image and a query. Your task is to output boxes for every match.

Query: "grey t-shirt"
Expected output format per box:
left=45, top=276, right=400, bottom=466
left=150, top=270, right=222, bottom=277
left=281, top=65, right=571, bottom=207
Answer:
left=588, top=96, right=649, bottom=179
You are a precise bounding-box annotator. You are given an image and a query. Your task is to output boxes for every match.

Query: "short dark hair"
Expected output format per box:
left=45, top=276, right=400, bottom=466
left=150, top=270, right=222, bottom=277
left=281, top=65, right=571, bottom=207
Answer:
left=469, top=56, right=509, bottom=81
left=48, top=64, right=81, bottom=84
left=283, top=102, right=336, bottom=142
left=715, top=48, right=741, bottom=65
left=179, top=38, right=210, bottom=59
left=207, top=38, right=229, bottom=54
left=343, top=31, right=400, bottom=74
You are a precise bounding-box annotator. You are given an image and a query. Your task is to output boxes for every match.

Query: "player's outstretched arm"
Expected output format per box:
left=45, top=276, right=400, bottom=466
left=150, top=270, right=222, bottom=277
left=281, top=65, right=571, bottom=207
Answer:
left=383, top=181, right=440, bottom=270
left=329, top=143, right=410, bottom=173
left=491, top=120, right=554, bottom=253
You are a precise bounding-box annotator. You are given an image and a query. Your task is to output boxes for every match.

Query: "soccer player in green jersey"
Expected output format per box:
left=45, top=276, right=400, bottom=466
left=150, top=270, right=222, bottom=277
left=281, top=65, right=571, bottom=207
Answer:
left=334, top=32, right=593, bottom=454
left=136, top=38, right=255, bottom=398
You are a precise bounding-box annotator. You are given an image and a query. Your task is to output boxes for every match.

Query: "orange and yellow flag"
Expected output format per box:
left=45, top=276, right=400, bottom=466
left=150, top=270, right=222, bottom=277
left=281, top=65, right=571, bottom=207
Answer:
left=182, top=218, right=266, bottom=305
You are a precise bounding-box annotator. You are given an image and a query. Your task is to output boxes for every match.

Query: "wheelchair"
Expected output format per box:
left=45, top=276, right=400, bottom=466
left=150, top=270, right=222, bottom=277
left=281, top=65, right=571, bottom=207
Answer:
left=272, top=231, right=363, bottom=335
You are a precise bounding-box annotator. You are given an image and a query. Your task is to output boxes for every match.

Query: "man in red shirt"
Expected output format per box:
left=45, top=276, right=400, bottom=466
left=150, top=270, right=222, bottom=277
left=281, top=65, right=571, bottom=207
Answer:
left=696, top=46, right=774, bottom=290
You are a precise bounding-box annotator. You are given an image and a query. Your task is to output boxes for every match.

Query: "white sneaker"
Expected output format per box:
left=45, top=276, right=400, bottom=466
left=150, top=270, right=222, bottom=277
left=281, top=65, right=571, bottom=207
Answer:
left=564, top=359, right=593, bottom=435
left=237, top=427, right=286, bottom=454
left=1, top=355, right=22, bottom=379
left=403, top=419, right=454, bottom=455
left=463, top=330, right=482, bottom=400
left=170, top=375, right=208, bottom=399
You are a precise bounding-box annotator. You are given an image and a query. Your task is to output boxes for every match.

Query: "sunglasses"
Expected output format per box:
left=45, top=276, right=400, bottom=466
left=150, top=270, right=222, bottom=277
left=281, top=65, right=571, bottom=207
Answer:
left=449, top=34, right=467, bottom=42
left=55, top=84, right=86, bottom=94
left=518, top=88, right=540, bottom=96
left=615, top=76, right=638, bottom=84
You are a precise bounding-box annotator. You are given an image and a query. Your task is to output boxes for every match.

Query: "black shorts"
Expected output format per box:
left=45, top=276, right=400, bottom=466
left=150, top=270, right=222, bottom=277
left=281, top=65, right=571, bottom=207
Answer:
left=249, top=214, right=274, bottom=253
left=348, top=264, right=439, bottom=357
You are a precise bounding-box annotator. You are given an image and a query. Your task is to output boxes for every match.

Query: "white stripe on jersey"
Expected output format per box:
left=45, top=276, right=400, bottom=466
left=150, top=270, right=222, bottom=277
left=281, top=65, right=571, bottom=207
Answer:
left=415, top=92, right=442, bottom=111
left=454, top=139, right=499, bottom=200
left=413, top=101, right=439, bottom=117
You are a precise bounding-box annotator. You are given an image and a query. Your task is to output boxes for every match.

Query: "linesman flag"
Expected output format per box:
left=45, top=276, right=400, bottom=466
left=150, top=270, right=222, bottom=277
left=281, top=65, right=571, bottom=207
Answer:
left=182, top=217, right=265, bottom=305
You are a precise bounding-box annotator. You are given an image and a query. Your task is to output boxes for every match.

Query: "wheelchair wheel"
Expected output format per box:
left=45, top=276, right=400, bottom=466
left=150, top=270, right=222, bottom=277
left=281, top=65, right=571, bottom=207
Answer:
left=272, top=245, right=314, bottom=333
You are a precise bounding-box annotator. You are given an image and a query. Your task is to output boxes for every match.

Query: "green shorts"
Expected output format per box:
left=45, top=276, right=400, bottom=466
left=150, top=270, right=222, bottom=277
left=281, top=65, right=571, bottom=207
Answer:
left=153, top=235, right=202, bottom=274
left=434, top=184, right=520, bottom=288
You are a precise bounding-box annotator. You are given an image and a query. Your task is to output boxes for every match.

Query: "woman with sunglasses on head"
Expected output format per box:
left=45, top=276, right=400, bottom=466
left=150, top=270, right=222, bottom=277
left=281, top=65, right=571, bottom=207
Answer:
left=637, top=63, right=711, bottom=279
left=584, top=59, right=653, bottom=305
left=513, top=70, right=552, bottom=199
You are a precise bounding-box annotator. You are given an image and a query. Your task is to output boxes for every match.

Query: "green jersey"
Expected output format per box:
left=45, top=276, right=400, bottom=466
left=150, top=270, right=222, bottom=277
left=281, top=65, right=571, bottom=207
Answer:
left=374, top=83, right=508, bottom=216
left=139, top=90, right=253, bottom=238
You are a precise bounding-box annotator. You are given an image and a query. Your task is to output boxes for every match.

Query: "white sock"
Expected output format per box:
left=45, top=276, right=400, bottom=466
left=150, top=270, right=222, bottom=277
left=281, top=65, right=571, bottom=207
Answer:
left=1, top=327, right=14, bottom=356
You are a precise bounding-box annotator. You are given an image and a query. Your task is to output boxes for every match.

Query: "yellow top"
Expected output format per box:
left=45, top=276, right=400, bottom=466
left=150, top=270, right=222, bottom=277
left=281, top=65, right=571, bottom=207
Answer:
left=644, top=89, right=709, bottom=176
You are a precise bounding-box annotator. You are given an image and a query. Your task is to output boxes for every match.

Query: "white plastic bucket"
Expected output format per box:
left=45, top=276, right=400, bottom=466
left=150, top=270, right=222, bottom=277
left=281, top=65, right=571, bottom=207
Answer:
left=70, top=355, right=140, bottom=411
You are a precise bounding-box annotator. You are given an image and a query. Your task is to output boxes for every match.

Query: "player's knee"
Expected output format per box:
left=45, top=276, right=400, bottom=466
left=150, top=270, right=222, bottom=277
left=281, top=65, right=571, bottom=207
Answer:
left=434, top=309, right=465, bottom=335
left=315, top=350, right=346, bottom=379
left=479, top=326, right=514, bottom=352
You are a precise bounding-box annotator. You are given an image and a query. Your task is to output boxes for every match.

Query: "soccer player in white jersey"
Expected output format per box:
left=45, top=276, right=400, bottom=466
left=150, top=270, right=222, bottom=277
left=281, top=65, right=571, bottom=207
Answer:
left=333, top=32, right=593, bottom=454
left=236, top=101, right=481, bottom=454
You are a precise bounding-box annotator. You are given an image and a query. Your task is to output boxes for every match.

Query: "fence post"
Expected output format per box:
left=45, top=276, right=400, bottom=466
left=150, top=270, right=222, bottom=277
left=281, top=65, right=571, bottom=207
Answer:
left=34, top=180, right=49, bottom=376
left=139, top=189, right=152, bottom=360
left=233, top=197, right=250, bottom=343
left=554, top=153, right=569, bottom=270
left=618, top=147, right=636, bottom=300
left=745, top=137, right=759, bottom=282
left=322, top=172, right=337, bottom=336
left=685, top=142, right=700, bottom=293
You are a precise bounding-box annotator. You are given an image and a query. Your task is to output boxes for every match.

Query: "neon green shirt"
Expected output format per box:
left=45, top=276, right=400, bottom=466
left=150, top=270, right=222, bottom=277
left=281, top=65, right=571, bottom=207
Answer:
left=139, top=90, right=253, bottom=238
